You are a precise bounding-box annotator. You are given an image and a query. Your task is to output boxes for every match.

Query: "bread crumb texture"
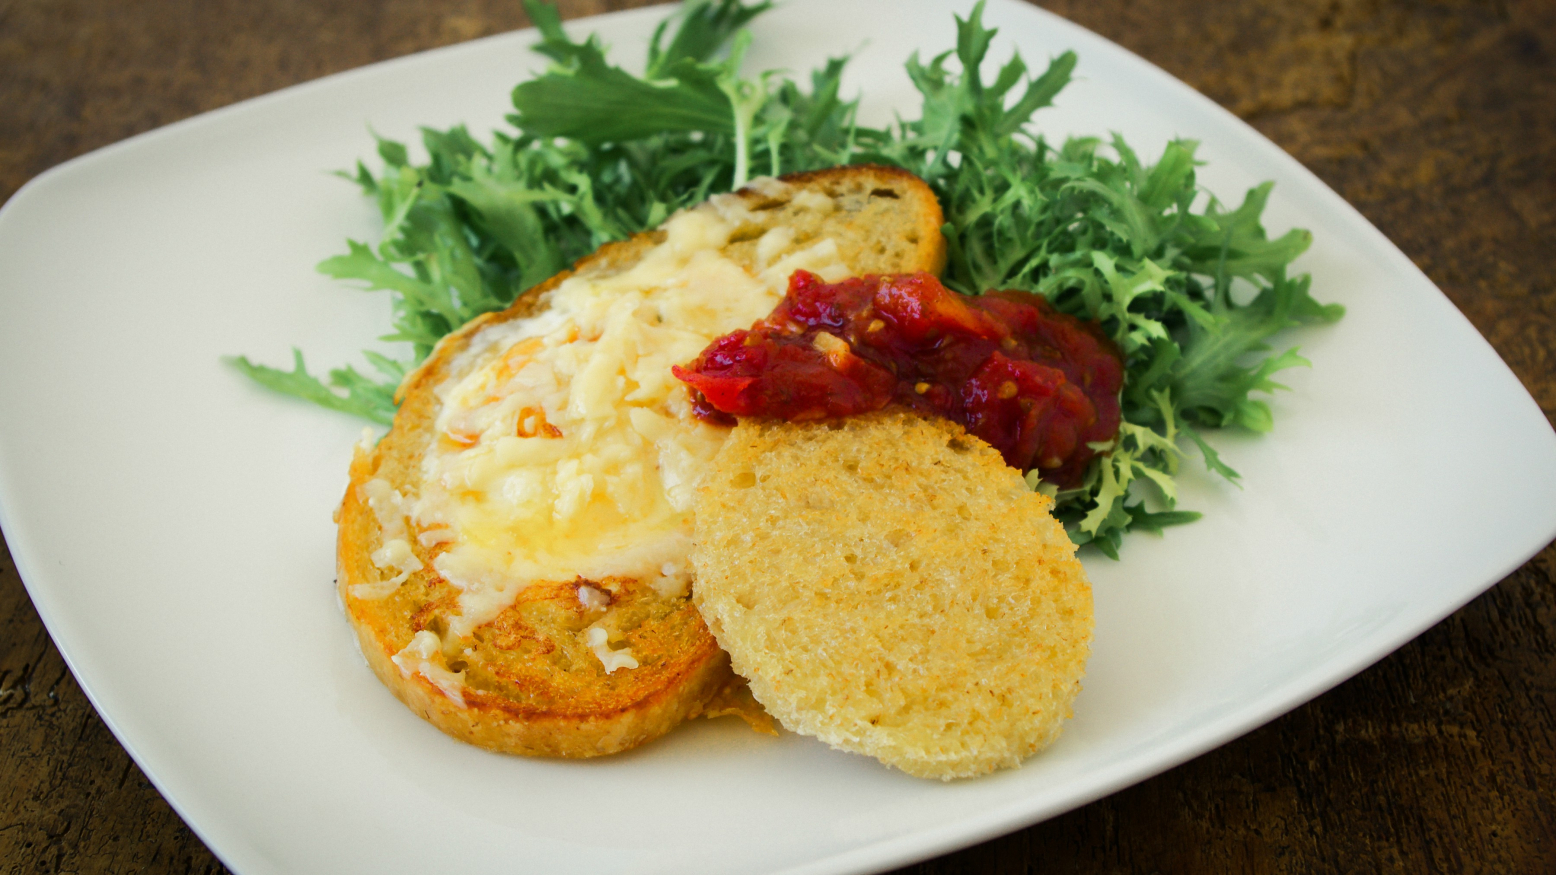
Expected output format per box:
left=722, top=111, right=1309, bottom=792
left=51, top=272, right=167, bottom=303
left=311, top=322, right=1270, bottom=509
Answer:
left=692, top=410, right=1093, bottom=779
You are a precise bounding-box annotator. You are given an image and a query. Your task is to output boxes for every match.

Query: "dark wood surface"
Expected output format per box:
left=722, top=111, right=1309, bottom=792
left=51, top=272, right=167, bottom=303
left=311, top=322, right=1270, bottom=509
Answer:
left=2, top=0, right=1553, bottom=871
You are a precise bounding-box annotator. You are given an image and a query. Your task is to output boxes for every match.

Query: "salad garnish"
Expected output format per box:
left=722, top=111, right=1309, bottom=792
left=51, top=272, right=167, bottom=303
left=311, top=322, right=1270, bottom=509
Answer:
left=231, top=0, right=1342, bottom=556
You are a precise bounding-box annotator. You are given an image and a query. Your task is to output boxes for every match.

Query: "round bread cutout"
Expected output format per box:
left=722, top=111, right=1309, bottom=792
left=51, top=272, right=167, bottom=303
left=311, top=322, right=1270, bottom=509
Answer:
left=691, top=410, right=1093, bottom=779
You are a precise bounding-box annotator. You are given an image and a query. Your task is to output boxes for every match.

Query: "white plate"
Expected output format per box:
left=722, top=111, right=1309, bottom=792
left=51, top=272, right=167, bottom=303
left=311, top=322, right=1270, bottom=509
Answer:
left=2, top=1, right=1553, bottom=872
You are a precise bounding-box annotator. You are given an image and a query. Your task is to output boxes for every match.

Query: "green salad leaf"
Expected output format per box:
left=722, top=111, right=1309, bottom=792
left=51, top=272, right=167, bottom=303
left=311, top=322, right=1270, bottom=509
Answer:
left=234, top=0, right=1342, bottom=555
left=512, top=0, right=752, bottom=147
left=229, top=349, right=400, bottom=424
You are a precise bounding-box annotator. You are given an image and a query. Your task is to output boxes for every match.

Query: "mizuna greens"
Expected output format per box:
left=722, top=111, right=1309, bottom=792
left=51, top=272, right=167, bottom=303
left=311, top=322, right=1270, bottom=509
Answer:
left=232, top=0, right=1342, bottom=557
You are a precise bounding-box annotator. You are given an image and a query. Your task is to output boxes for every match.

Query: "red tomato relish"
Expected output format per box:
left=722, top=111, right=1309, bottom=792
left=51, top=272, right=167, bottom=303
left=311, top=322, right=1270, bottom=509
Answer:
left=672, top=271, right=1124, bottom=487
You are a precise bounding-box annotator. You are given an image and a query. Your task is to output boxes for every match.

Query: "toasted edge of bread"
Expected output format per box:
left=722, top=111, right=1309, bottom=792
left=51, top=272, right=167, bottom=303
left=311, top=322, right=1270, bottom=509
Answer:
left=337, top=165, right=947, bottom=757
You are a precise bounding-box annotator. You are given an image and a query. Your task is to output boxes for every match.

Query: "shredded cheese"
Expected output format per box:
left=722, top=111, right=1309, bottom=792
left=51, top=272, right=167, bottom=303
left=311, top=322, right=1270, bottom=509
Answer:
left=354, top=479, right=423, bottom=600
left=391, top=631, right=466, bottom=706
left=586, top=625, right=640, bottom=674
left=410, top=187, right=852, bottom=639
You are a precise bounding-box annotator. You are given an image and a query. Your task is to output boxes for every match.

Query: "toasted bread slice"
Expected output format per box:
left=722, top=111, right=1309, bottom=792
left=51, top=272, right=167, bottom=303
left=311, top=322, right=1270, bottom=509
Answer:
left=691, top=411, right=1093, bottom=779
left=338, top=165, right=946, bottom=757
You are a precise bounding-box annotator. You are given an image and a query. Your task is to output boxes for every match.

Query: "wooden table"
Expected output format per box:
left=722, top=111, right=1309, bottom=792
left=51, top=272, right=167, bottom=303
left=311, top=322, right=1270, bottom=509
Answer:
left=3, top=0, right=1553, bottom=871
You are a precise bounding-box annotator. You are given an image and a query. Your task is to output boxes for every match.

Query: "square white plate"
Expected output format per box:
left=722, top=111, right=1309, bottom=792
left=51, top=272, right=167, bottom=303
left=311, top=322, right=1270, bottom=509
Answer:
left=2, top=1, right=1554, bottom=873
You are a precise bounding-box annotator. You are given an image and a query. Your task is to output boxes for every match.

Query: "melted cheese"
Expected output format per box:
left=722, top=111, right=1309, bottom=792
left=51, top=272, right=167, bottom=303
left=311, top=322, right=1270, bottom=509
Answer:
left=586, top=624, right=640, bottom=674
left=392, top=631, right=466, bottom=706
left=353, top=478, right=419, bottom=600
left=412, top=189, right=851, bottom=642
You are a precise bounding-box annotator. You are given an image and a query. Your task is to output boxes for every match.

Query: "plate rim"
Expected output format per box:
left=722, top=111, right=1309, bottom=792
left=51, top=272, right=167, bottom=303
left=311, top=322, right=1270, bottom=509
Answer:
left=2, top=1, right=1554, bottom=873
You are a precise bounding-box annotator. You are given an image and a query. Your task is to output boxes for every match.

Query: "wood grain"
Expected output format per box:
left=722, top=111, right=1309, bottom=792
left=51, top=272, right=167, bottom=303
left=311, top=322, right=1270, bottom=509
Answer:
left=2, top=0, right=1552, bottom=872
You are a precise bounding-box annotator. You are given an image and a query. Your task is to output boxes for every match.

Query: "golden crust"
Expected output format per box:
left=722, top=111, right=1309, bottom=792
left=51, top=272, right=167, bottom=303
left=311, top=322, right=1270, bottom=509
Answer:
left=338, top=166, right=946, bottom=757
left=692, top=411, right=1094, bottom=779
